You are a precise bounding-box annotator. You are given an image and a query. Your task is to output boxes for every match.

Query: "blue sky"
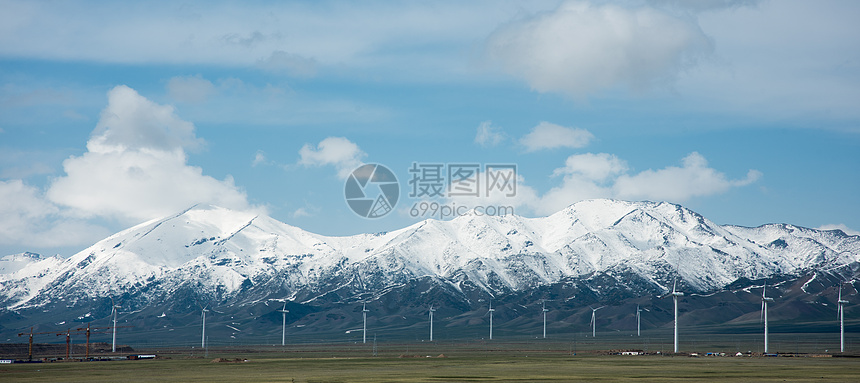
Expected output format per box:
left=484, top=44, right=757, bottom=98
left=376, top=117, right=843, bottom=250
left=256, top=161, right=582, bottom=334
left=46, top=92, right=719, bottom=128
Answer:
left=1, top=0, right=859, bottom=257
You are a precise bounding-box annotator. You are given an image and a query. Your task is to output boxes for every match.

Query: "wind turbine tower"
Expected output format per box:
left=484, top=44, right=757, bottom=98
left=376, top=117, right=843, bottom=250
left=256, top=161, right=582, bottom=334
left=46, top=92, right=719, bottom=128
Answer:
left=362, top=304, right=370, bottom=344
left=761, top=283, right=774, bottom=353
left=590, top=306, right=604, bottom=337
left=429, top=305, right=436, bottom=342
left=636, top=305, right=642, bottom=337
left=838, top=286, right=848, bottom=353
left=201, top=307, right=209, bottom=349
left=488, top=301, right=495, bottom=340
left=278, top=302, right=289, bottom=346
left=542, top=301, right=549, bottom=339
left=672, top=282, right=684, bottom=353
left=111, top=303, right=121, bottom=352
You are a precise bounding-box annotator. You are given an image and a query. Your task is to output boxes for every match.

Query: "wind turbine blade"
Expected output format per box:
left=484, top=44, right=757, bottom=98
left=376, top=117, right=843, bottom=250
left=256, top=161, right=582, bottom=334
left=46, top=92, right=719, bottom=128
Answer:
left=760, top=301, right=765, bottom=322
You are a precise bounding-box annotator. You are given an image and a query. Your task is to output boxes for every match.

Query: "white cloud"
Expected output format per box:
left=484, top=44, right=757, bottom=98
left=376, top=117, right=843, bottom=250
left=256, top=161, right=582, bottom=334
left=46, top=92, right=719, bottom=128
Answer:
left=674, top=1, right=860, bottom=129
left=520, top=122, right=594, bottom=152
left=486, top=1, right=712, bottom=97
left=0, top=180, right=109, bottom=248
left=816, top=224, right=860, bottom=237
left=553, top=153, right=628, bottom=181
left=475, top=121, right=505, bottom=147
left=166, top=75, right=216, bottom=104
left=532, top=153, right=626, bottom=215
left=46, top=85, right=259, bottom=224
left=0, top=85, right=262, bottom=253
left=451, top=151, right=760, bottom=216
left=252, top=150, right=270, bottom=167
left=0, top=1, right=529, bottom=74
left=292, top=207, right=312, bottom=218
left=298, top=137, right=366, bottom=179
left=90, top=85, right=203, bottom=152
left=613, top=152, right=761, bottom=201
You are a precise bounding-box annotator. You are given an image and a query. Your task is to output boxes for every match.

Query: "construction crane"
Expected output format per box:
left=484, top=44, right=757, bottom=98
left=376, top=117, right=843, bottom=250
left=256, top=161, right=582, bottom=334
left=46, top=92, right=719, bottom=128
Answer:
left=17, top=327, right=61, bottom=361
left=59, top=323, right=134, bottom=359
left=57, top=329, right=72, bottom=360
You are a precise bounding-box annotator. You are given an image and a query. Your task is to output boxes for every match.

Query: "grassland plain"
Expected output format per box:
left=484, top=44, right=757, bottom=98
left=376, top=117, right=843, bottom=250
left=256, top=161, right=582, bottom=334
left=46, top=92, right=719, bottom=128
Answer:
left=2, top=343, right=860, bottom=383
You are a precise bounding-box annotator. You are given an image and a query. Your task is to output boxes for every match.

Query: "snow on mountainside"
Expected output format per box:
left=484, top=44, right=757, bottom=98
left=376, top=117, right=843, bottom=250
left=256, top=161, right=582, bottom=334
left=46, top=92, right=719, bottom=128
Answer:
left=0, top=252, right=64, bottom=307
left=1, top=200, right=859, bottom=311
left=0, top=252, right=52, bottom=274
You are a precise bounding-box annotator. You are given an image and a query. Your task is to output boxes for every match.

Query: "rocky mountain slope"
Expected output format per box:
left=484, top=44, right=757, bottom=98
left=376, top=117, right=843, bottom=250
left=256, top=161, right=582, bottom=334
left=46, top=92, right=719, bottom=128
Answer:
left=1, top=200, right=857, bottom=344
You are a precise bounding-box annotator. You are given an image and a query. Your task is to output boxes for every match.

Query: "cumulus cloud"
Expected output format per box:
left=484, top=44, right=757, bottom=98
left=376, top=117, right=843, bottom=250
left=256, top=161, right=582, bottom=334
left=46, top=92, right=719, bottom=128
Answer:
left=520, top=122, right=594, bottom=152
left=486, top=1, right=713, bottom=97
left=298, top=137, right=366, bottom=179
left=475, top=121, right=506, bottom=147
left=534, top=153, right=626, bottom=214
left=0, top=180, right=109, bottom=248
left=90, top=85, right=203, bottom=152
left=166, top=75, right=217, bottom=104
left=0, top=85, right=261, bottom=253
left=613, top=152, right=761, bottom=201
left=46, top=85, right=258, bottom=224
left=553, top=153, right=628, bottom=181
left=816, top=224, right=860, bottom=236
left=446, top=151, right=760, bottom=216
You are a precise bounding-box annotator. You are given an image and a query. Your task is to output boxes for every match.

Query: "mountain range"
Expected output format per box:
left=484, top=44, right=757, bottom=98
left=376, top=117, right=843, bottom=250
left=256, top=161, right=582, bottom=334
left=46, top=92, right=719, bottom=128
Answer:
left=1, top=199, right=857, bottom=345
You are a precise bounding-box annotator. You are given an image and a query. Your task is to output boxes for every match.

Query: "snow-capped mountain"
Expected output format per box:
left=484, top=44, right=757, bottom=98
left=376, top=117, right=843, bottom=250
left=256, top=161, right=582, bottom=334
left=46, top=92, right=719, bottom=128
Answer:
left=2, top=199, right=858, bottom=315
left=0, top=252, right=64, bottom=307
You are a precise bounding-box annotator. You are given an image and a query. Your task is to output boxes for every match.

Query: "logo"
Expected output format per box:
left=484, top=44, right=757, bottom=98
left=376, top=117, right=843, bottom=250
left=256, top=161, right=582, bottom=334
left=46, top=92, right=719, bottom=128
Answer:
left=344, top=164, right=399, bottom=218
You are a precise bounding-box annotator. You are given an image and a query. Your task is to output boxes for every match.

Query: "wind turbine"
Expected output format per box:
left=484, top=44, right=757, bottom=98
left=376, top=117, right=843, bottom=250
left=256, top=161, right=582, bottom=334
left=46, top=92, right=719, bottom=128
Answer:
left=110, top=299, right=121, bottom=352
left=429, top=305, right=436, bottom=342
left=838, top=285, right=848, bottom=353
left=542, top=301, right=549, bottom=339
left=636, top=305, right=642, bottom=337
left=201, top=306, right=209, bottom=349
left=671, top=281, right=684, bottom=353
left=761, top=282, right=774, bottom=354
left=362, top=304, right=370, bottom=344
left=589, top=306, right=605, bottom=337
left=488, top=300, right=495, bottom=340
left=278, top=301, right=289, bottom=346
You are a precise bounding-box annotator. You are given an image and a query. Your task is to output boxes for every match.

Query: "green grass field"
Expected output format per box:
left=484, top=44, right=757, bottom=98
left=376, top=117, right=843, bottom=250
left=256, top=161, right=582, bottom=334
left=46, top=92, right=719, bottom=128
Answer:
left=3, top=341, right=860, bottom=383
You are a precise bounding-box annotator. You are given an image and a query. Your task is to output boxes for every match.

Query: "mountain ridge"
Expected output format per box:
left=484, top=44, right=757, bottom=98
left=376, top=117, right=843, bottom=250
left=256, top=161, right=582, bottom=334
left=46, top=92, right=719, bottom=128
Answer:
left=2, top=199, right=859, bottom=345
left=2, top=199, right=857, bottom=313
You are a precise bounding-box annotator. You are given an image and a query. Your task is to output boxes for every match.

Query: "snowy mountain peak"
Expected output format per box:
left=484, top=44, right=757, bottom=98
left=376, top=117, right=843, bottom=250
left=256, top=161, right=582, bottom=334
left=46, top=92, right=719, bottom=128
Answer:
left=1, top=199, right=859, bottom=312
left=0, top=252, right=48, bottom=274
